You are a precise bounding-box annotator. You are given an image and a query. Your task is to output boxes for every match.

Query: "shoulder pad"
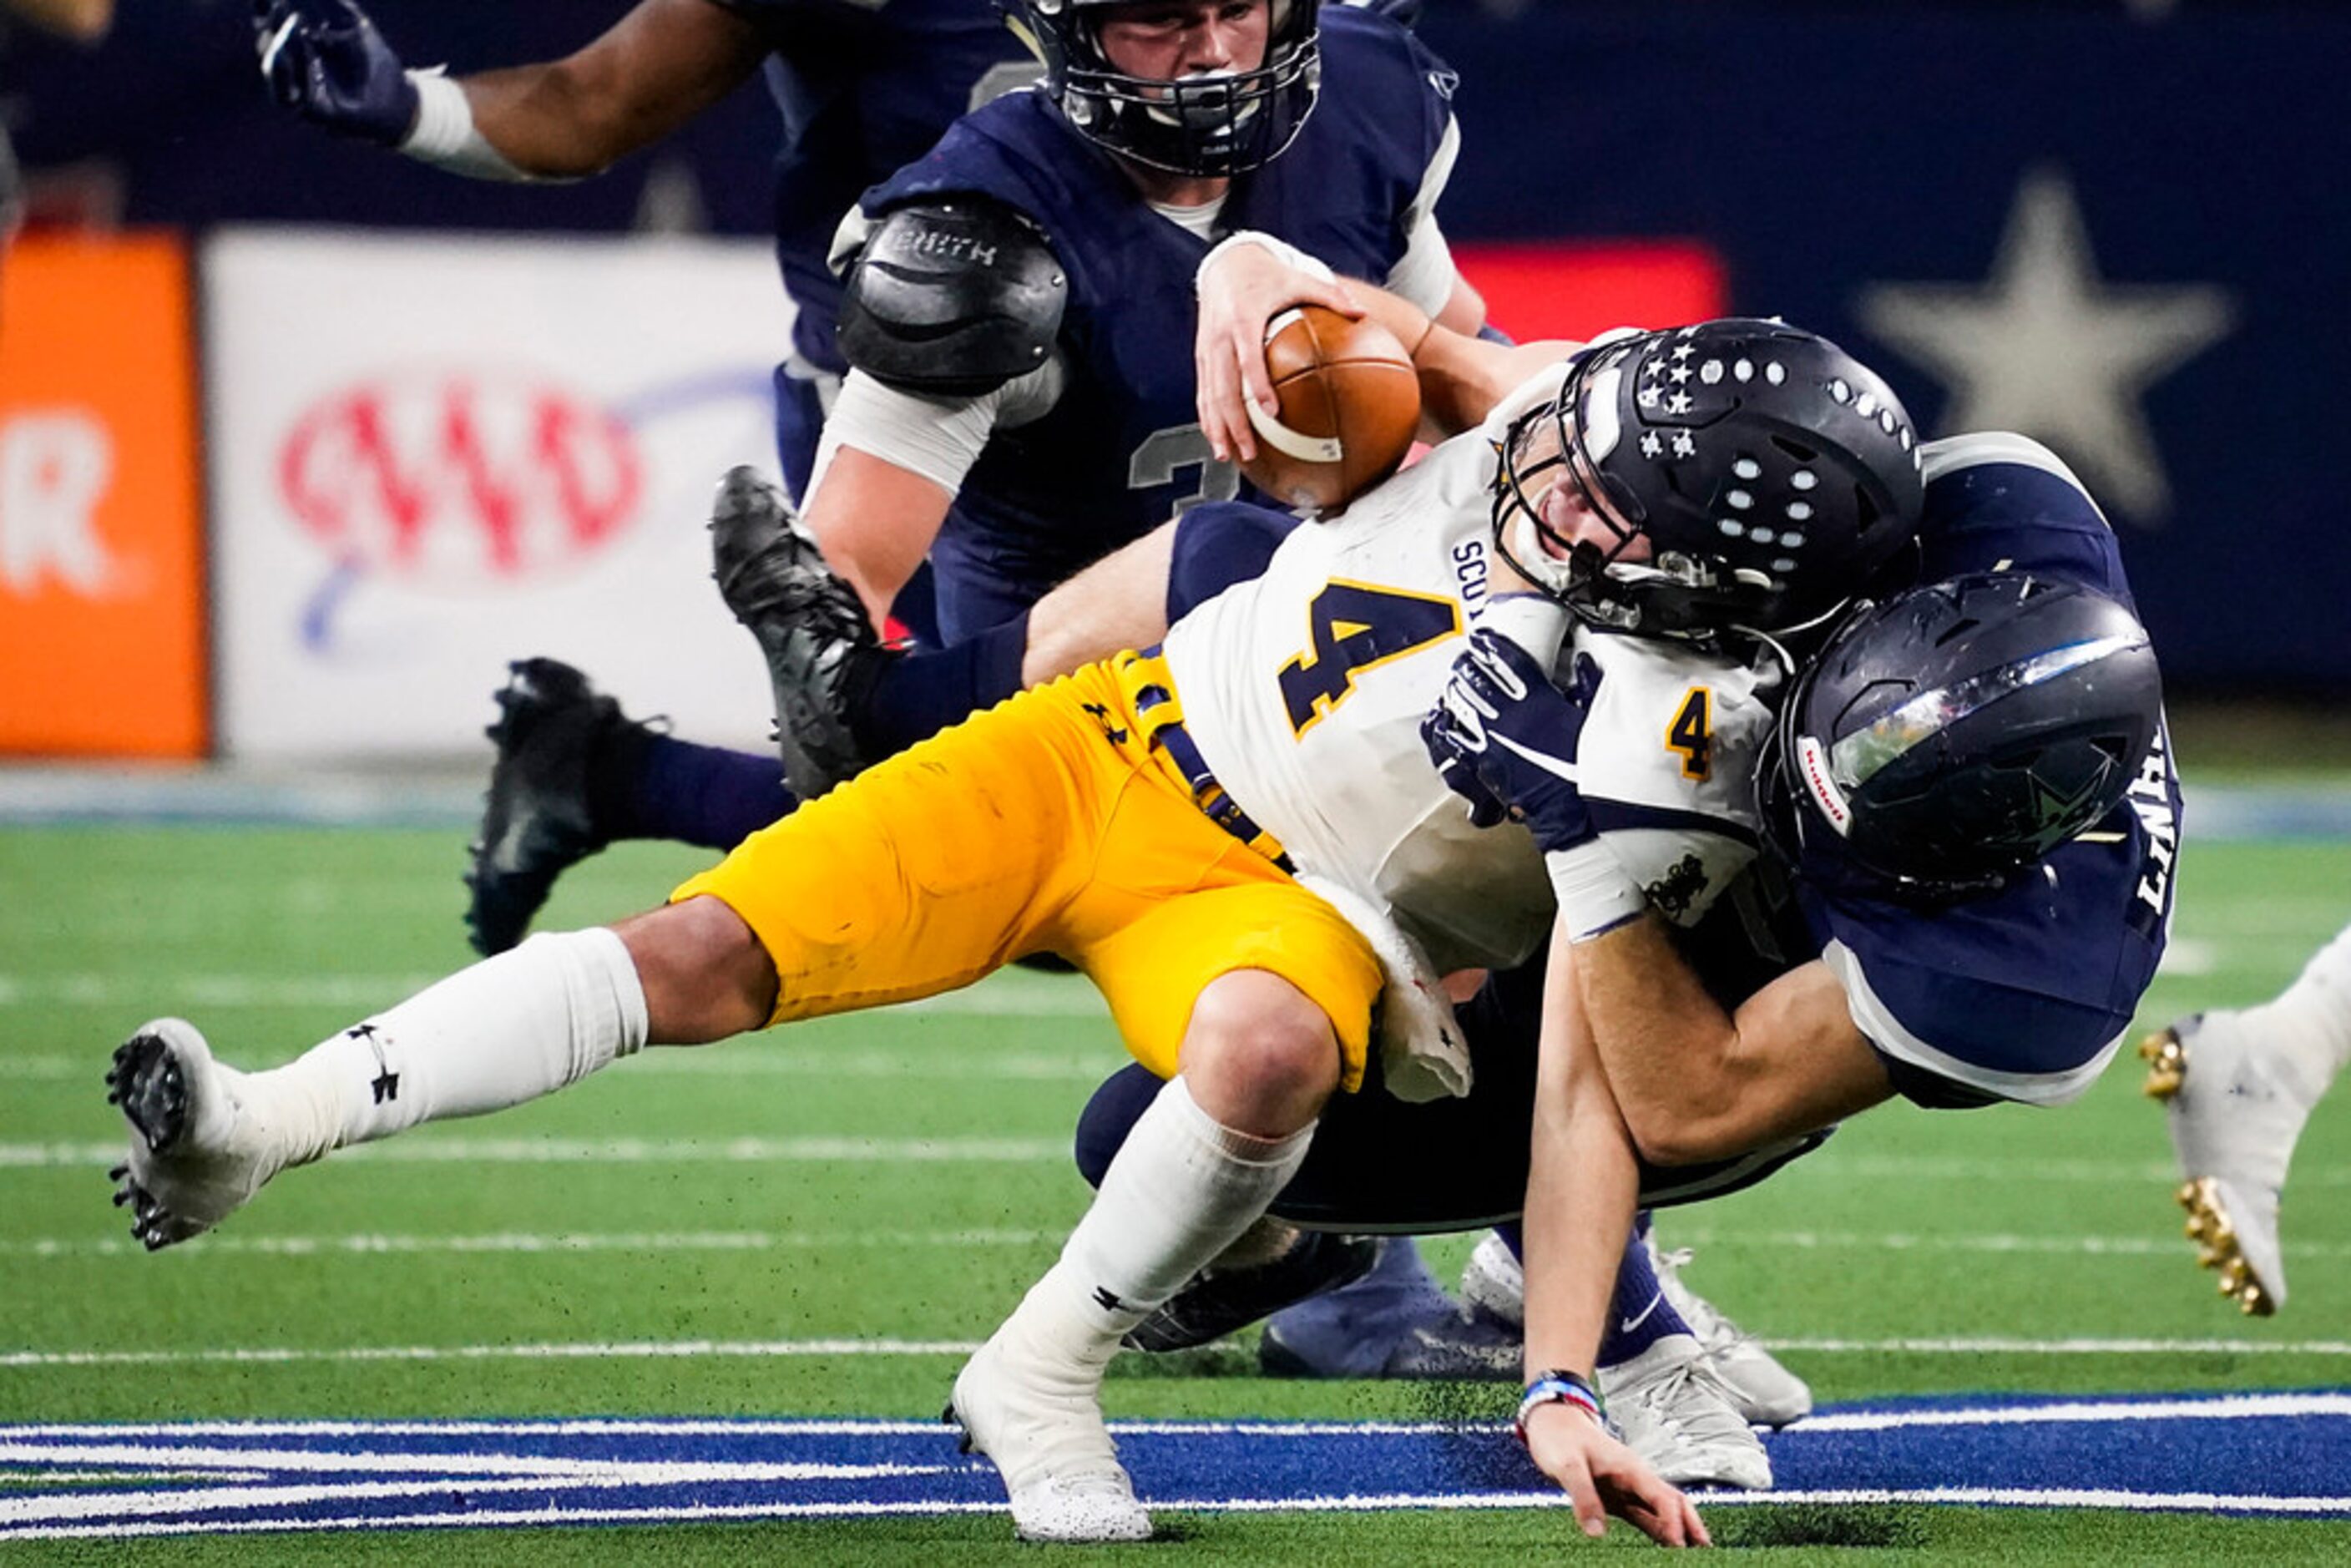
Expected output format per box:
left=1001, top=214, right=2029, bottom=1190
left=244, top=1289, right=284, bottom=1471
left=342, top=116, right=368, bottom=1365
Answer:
left=837, top=197, right=1067, bottom=398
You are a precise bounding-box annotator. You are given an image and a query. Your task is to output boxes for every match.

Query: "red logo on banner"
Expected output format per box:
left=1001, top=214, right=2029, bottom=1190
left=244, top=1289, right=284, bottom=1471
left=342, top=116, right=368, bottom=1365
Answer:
left=278, top=372, right=642, bottom=589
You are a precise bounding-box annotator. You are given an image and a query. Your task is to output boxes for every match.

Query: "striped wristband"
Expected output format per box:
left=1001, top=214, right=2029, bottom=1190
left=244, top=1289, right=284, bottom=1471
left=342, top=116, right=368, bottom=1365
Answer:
left=1514, top=1369, right=1605, bottom=1444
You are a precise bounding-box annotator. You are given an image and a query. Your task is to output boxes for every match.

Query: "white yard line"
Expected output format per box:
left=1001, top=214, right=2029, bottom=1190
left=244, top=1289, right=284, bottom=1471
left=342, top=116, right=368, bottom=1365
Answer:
left=4, top=1485, right=2349, bottom=1541
left=5, top=1223, right=2347, bottom=1264
left=0, top=1228, right=1055, bottom=1258
left=0, top=1136, right=1068, bottom=1168
left=11, top=1138, right=2347, bottom=1191
left=1662, top=1227, right=2351, bottom=1260
left=0, top=1339, right=986, bottom=1369
left=12, top=1395, right=2351, bottom=1440
left=1770, top=1336, right=2351, bottom=1355
left=0, top=1050, right=1114, bottom=1082
left=0, top=971, right=1108, bottom=1018
left=9, top=1336, right=2351, bottom=1373
left=0, top=1462, right=950, bottom=1529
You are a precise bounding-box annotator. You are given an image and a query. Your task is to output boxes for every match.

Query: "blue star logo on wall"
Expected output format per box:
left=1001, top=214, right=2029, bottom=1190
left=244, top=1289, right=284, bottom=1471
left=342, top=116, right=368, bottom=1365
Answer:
left=1856, top=167, right=2235, bottom=522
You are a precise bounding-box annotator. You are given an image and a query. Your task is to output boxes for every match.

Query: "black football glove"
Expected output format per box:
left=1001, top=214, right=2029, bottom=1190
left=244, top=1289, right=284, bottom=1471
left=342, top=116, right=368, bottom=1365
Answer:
left=254, top=0, right=420, bottom=146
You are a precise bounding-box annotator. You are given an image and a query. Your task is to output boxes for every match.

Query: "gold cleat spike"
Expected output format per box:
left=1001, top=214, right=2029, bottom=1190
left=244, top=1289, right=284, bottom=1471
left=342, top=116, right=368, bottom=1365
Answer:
left=2172, top=1176, right=2278, bottom=1314
left=2139, top=1029, right=2187, bottom=1099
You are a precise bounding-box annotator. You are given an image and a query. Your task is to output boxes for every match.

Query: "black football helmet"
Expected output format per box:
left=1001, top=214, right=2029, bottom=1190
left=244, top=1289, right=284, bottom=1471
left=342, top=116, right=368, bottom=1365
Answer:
left=1000, top=0, right=1323, bottom=179
left=1758, top=573, right=2164, bottom=902
left=1493, top=320, right=1924, bottom=641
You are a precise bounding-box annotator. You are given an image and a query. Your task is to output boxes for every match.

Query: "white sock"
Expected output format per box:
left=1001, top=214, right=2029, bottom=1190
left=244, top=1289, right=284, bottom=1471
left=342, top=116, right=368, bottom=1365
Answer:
left=2252, top=918, right=2351, bottom=1100
left=260, top=928, right=648, bottom=1164
left=1049, top=1075, right=1314, bottom=1343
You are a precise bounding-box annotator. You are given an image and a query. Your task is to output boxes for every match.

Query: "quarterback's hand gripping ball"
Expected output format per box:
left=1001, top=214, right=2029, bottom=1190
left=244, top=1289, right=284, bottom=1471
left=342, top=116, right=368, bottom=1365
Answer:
left=1239, top=304, right=1421, bottom=515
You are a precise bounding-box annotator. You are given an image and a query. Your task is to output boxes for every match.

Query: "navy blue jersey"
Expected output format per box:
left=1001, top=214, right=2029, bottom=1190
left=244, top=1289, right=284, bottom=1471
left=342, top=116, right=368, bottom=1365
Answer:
left=1797, top=432, right=2182, bottom=1107
left=710, top=0, right=1034, bottom=375
left=858, top=6, right=1457, bottom=640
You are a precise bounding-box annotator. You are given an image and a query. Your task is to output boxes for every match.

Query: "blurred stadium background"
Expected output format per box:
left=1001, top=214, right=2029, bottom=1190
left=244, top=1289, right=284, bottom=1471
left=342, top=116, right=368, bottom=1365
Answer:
left=3, top=0, right=2349, bottom=1556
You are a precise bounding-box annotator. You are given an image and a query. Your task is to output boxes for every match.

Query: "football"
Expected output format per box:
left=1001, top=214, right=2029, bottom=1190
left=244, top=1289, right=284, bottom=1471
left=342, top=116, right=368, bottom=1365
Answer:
left=1239, top=305, right=1422, bottom=514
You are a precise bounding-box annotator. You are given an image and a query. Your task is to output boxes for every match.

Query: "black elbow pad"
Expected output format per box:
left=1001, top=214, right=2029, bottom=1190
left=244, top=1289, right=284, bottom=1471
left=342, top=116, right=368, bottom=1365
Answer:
left=837, top=197, right=1068, bottom=397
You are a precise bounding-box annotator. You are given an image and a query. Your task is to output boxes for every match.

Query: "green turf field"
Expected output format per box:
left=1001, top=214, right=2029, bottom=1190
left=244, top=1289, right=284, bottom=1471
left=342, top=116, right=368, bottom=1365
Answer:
left=2, top=823, right=2346, bottom=1559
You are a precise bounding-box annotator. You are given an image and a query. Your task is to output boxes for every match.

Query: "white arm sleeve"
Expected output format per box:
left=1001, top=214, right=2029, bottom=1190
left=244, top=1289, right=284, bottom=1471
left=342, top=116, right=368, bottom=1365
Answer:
left=806, top=359, right=1064, bottom=503
left=400, top=71, right=550, bottom=184
left=1383, top=115, right=1464, bottom=317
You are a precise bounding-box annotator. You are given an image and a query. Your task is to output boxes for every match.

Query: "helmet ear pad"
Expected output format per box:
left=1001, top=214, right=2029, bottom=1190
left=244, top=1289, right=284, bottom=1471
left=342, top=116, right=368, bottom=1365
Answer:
left=1765, top=573, right=2164, bottom=899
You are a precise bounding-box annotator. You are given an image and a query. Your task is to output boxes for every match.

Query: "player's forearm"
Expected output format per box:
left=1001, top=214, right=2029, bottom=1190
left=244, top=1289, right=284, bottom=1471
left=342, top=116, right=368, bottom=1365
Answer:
left=1522, top=938, right=1642, bottom=1381
left=1334, top=284, right=1471, bottom=441
left=1359, top=277, right=1577, bottom=440
left=1571, top=913, right=1750, bottom=1167
left=459, top=0, right=764, bottom=177
left=1576, top=918, right=1896, bottom=1165
left=801, top=446, right=954, bottom=633
left=1430, top=271, right=1487, bottom=338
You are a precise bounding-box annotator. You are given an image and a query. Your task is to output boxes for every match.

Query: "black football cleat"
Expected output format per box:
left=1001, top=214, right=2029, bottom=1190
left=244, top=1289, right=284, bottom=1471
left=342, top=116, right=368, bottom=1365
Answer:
left=463, top=659, right=655, bottom=957
left=104, top=1019, right=281, bottom=1251
left=708, top=466, right=892, bottom=801
left=107, top=1031, right=189, bottom=1156
left=1122, top=1230, right=1380, bottom=1353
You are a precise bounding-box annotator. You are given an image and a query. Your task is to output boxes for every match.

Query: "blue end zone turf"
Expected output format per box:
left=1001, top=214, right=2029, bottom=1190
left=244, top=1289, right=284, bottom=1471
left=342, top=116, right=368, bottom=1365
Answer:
left=5, top=1392, right=2349, bottom=1540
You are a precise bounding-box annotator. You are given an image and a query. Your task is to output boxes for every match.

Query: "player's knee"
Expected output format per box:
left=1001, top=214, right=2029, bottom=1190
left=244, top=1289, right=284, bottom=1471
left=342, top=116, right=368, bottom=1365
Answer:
left=614, top=896, right=778, bottom=1044
left=1179, top=970, right=1341, bottom=1136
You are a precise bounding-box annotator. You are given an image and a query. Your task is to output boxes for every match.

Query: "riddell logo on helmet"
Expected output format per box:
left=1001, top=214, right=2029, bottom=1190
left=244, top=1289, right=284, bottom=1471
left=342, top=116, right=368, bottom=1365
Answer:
left=1796, top=735, right=1853, bottom=836
left=277, top=372, right=642, bottom=589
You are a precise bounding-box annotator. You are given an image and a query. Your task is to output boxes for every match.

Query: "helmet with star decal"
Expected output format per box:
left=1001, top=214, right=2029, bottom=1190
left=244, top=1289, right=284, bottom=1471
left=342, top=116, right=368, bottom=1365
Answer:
left=1493, top=318, right=1924, bottom=642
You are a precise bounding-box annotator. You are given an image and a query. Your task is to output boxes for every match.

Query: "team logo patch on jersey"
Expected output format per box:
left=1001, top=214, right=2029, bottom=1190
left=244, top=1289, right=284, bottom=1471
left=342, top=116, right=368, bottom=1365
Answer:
left=1645, top=853, right=1711, bottom=921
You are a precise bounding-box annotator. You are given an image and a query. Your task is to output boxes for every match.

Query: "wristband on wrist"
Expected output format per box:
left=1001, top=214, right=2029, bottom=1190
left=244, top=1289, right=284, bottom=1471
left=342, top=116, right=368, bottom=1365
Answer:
left=1196, top=230, right=1337, bottom=296
left=1544, top=839, right=1645, bottom=943
left=1514, top=1368, right=1605, bottom=1444
left=399, top=69, right=545, bottom=183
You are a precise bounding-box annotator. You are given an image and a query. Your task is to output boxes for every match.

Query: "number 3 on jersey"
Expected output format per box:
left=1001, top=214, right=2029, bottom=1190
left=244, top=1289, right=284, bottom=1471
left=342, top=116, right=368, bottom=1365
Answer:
left=1278, top=581, right=1460, bottom=735
left=1666, top=686, right=1713, bottom=780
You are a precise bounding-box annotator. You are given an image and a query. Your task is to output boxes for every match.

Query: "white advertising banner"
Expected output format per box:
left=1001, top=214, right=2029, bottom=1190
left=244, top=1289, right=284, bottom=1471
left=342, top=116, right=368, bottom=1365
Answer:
left=207, top=229, right=795, bottom=759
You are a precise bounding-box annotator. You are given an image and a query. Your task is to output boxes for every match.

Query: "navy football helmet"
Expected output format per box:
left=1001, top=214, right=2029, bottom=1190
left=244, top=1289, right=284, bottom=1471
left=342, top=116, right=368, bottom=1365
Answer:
left=1000, top=0, right=1323, bottom=179
left=1758, top=573, right=2164, bottom=901
left=1492, top=320, right=1924, bottom=641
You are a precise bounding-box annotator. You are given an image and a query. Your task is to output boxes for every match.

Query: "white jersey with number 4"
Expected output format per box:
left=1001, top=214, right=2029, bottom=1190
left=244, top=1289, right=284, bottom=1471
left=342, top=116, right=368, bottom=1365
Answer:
left=1163, top=367, right=1778, bottom=990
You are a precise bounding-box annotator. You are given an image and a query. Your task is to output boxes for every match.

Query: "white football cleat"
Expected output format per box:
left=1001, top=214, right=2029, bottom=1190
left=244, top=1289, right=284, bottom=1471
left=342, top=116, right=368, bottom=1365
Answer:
left=1648, top=1237, right=1813, bottom=1428
left=1599, top=1332, right=1772, bottom=1492
left=1459, top=1231, right=1524, bottom=1329
left=1461, top=1228, right=1812, bottom=1428
left=104, top=1019, right=292, bottom=1251
left=2142, top=1009, right=2305, bottom=1314
left=947, top=1320, right=1151, bottom=1543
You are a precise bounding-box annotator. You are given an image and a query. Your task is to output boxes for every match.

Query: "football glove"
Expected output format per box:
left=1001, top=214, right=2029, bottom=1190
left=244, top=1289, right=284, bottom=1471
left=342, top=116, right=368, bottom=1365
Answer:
left=1424, top=634, right=1646, bottom=941
left=254, top=0, right=419, bottom=147
left=1421, top=629, right=1601, bottom=853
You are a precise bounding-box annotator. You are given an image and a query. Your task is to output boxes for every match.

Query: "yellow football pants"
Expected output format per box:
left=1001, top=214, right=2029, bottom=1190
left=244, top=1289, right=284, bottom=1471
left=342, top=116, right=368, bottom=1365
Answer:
left=671, top=653, right=1383, bottom=1090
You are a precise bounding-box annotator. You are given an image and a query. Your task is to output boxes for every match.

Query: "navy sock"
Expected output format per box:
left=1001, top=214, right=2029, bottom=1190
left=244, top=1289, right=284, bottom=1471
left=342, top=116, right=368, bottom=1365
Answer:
left=599, top=733, right=796, bottom=851
left=853, top=611, right=1031, bottom=761
left=1595, top=1216, right=1691, bottom=1368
